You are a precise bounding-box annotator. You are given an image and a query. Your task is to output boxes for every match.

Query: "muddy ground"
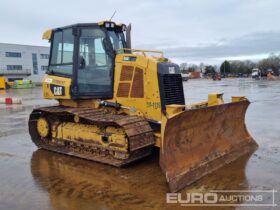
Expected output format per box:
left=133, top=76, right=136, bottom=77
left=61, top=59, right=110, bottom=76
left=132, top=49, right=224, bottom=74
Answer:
left=0, top=78, right=279, bottom=210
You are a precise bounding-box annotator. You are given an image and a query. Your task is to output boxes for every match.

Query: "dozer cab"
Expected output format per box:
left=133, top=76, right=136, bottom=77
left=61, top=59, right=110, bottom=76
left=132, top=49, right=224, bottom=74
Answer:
left=29, top=21, right=257, bottom=192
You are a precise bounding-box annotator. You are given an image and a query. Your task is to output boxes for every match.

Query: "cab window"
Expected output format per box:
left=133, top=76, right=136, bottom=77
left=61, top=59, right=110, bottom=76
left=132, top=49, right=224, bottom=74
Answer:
left=49, top=28, right=74, bottom=75
left=77, top=28, right=113, bottom=95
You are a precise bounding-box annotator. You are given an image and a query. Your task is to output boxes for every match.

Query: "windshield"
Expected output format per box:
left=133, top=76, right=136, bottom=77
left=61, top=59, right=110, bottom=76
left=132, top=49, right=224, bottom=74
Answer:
left=107, top=30, right=126, bottom=52
left=49, top=28, right=74, bottom=76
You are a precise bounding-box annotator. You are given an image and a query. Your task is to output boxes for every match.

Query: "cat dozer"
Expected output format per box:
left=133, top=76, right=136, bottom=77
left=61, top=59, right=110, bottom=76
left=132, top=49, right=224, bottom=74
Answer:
left=28, top=21, right=257, bottom=192
left=0, top=76, right=6, bottom=89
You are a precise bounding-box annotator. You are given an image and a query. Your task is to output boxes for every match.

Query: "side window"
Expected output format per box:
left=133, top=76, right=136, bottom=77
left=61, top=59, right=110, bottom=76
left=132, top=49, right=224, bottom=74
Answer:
left=79, top=36, right=90, bottom=66
left=94, top=38, right=107, bottom=66
left=50, top=31, right=62, bottom=65
left=79, top=29, right=108, bottom=68
left=50, top=29, right=74, bottom=75
left=62, top=30, right=74, bottom=63
left=108, top=31, right=125, bottom=51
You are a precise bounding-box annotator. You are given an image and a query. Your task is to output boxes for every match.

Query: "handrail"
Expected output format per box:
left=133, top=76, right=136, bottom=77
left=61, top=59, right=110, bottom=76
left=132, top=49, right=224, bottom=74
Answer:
left=116, top=48, right=164, bottom=57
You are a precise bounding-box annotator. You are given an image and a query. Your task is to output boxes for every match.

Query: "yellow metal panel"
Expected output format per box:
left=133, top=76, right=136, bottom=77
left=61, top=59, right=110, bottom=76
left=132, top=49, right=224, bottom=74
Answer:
left=42, top=75, right=72, bottom=99
left=0, top=77, right=6, bottom=89
left=165, top=105, right=185, bottom=118
left=117, top=48, right=164, bottom=58
left=110, top=54, right=162, bottom=121
left=42, top=29, right=52, bottom=40
left=232, top=96, right=246, bottom=102
left=53, top=122, right=128, bottom=152
left=98, top=21, right=105, bottom=25
left=208, top=93, right=224, bottom=106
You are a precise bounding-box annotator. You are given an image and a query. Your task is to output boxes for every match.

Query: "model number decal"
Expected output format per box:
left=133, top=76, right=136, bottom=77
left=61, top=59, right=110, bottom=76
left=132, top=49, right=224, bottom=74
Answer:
left=147, top=102, right=161, bottom=109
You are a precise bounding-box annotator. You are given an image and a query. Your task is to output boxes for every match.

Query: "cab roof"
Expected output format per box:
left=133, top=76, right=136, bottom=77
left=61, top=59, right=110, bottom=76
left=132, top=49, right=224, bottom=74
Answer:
left=42, top=21, right=126, bottom=40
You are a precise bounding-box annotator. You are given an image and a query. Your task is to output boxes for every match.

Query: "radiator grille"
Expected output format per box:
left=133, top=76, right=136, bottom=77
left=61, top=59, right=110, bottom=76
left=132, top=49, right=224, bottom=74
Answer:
left=130, top=67, right=144, bottom=98
left=162, top=74, right=185, bottom=105
left=120, top=66, right=134, bottom=81
left=117, top=83, right=130, bottom=97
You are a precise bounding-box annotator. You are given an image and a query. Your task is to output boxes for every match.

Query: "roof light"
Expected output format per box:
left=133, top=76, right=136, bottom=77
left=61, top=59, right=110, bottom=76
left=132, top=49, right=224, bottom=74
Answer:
left=105, top=22, right=110, bottom=28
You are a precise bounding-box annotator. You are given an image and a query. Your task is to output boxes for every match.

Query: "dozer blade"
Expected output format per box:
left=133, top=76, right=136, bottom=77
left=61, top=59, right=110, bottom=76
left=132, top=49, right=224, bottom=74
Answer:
left=160, top=100, right=258, bottom=192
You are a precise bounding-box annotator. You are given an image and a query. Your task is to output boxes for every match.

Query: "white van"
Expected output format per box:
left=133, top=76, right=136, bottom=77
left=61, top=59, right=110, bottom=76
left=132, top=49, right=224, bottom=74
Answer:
left=252, top=68, right=260, bottom=78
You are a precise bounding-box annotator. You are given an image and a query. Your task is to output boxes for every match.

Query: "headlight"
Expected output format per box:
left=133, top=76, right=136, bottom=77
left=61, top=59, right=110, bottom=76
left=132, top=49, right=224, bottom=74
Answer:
left=105, top=22, right=110, bottom=28
left=110, top=23, right=115, bottom=28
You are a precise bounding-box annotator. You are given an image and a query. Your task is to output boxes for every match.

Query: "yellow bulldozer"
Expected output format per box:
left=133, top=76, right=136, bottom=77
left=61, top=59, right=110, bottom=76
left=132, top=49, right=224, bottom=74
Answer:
left=28, top=21, right=257, bottom=192
left=0, top=76, right=7, bottom=89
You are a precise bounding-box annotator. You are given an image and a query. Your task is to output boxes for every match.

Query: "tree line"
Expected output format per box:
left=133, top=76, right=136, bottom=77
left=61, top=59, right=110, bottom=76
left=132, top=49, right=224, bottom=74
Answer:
left=180, top=53, right=280, bottom=75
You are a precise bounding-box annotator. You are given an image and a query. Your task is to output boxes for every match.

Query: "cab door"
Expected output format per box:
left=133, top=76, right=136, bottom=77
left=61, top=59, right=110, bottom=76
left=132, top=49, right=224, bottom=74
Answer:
left=73, top=26, right=114, bottom=98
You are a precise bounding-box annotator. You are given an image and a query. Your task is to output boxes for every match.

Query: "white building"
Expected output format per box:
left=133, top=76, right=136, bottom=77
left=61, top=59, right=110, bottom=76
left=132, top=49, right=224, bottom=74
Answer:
left=0, top=43, right=50, bottom=84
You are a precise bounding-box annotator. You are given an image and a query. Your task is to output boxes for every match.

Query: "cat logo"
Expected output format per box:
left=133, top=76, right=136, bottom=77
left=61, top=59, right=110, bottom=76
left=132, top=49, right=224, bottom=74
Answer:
left=50, top=84, right=65, bottom=96
left=54, top=87, right=62, bottom=95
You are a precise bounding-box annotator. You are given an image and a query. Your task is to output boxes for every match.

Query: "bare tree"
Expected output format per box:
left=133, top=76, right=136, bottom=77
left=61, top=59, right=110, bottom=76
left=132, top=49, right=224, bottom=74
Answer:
left=179, top=63, right=188, bottom=72
left=200, top=62, right=205, bottom=73
left=258, top=54, right=280, bottom=75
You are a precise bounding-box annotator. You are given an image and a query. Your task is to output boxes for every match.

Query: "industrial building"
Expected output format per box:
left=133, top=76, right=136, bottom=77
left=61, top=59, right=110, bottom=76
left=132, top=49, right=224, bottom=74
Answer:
left=0, top=43, right=50, bottom=84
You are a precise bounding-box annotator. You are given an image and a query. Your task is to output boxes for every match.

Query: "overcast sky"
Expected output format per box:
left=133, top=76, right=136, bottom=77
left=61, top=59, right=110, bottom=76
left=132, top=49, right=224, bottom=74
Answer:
left=1, top=0, right=280, bottom=64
